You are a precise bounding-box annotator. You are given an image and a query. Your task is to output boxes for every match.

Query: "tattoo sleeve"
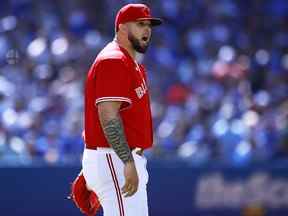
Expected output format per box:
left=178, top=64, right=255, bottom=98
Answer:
left=101, top=115, right=134, bottom=164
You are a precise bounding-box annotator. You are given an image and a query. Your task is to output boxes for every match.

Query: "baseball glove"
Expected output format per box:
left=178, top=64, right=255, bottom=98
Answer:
left=69, top=171, right=101, bottom=216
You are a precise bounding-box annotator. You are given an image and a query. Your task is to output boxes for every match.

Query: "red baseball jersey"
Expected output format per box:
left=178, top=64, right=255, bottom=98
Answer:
left=84, top=41, right=153, bottom=150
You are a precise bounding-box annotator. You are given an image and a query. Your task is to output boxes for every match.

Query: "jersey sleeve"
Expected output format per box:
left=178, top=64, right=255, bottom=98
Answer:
left=95, top=59, right=132, bottom=109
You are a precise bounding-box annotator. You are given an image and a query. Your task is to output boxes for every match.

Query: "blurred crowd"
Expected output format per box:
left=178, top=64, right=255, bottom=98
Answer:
left=0, top=0, right=287, bottom=166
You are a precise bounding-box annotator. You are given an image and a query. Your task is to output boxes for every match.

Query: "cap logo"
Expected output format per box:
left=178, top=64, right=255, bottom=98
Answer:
left=142, top=7, right=150, bottom=17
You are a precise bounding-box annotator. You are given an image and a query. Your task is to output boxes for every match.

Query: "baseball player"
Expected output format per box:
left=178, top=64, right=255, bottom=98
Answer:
left=81, top=3, right=162, bottom=216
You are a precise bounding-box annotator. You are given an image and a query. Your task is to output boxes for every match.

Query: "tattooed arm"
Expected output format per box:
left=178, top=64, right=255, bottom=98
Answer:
left=98, top=101, right=133, bottom=164
left=98, top=101, right=138, bottom=197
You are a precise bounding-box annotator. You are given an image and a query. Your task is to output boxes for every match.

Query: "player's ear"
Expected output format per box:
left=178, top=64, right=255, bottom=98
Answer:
left=119, top=23, right=128, bottom=33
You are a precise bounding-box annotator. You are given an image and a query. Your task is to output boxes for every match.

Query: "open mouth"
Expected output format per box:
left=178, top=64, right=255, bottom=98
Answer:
left=142, top=36, right=149, bottom=42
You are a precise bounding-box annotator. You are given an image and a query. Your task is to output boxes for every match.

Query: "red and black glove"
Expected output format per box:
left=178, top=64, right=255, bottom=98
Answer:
left=69, top=171, right=101, bottom=216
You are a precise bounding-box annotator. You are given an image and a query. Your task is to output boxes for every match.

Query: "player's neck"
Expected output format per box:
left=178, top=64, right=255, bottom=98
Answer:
left=114, top=37, right=136, bottom=60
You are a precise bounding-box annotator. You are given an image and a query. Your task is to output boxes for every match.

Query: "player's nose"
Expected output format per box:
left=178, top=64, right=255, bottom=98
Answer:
left=143, top=28, right=151, bottom=38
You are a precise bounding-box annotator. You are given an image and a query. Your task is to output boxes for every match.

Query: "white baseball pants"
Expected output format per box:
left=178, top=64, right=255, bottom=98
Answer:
left=82, top=148, right=149, bottom=216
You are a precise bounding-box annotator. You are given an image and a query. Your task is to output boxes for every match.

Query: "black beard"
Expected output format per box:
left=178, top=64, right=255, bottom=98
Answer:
left=128, top=32, right=149, bottom=53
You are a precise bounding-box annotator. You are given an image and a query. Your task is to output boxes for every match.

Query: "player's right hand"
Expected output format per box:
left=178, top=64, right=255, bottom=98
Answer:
left=122, top=161, right=139, bottom=197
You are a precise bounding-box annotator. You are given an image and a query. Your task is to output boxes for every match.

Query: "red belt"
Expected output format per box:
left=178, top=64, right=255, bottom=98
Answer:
left=86, top=146, right=144, bottom=156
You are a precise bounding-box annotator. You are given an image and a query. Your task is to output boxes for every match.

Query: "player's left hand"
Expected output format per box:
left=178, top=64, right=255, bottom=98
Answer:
left=69, top=171, right=101, bottom=216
